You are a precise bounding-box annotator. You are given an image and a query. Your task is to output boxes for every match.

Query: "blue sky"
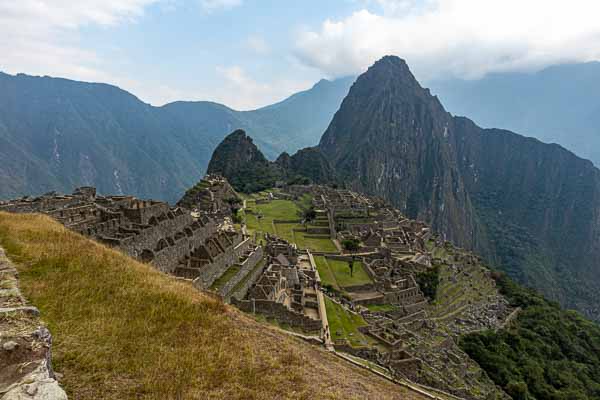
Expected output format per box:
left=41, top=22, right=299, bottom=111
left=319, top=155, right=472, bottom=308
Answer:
left=2, top=0, right=600, bottom=109
left=77, top=0, right=362, bottom=107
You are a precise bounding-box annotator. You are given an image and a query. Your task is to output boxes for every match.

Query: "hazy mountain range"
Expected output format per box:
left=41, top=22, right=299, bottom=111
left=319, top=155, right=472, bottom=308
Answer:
left=2, top=62, right=600, bottom=204
left=0, top=71, right=352, bottom=203
left=429, top=62, right=600, bottom=167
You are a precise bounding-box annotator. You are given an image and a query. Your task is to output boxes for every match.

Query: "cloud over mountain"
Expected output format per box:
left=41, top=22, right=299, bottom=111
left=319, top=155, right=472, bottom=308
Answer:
left=295, top=0, right=600, bottom=80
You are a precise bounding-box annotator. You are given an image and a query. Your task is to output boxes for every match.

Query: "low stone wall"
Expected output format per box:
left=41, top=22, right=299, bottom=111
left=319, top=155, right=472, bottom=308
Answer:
left=324, top=254, right=352, bottom=262
left=306, top=227, right=330, bottom=235
left=230, top=258, right=266, bottom=302
left=0, top=246, right=67, bottom=400
left=344, top=283, right=377, bottom=293
left=403, top=300, right=428, bottom=315
left=232, top=299, right=322, bottom=333
left=220, top=246, right=264, bottom=300
left=334, top=343, right=381, bottom=363
left=383, top=286, right=422, bottom=305
left=194, top=237, right=252, bottom=290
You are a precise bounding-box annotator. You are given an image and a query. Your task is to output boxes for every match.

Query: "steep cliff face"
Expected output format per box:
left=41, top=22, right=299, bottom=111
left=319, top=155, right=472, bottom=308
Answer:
left=317, top=56, right=600, bottom=321
left=319, top=56, right=480, bottom=250
left=275, top=147, right=336, bottom=184
left=453, top=118, right=600, bottom=316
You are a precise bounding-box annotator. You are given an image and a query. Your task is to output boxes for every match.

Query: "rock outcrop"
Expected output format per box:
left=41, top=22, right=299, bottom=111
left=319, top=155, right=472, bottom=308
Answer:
left=0, top=247, right=67, bottom=400
left=176, top=175, right=240, bottom=217
left=207, top=130, right=282, bottom=193
left=207, top=129, right=335, bottom=193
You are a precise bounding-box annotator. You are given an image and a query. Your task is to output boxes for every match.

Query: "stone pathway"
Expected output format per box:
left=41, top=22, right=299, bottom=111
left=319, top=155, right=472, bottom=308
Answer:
left=307, top=251, right=334, bottom=350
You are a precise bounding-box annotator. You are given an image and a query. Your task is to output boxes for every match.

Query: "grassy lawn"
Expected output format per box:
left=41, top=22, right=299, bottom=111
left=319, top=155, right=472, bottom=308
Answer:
left=315, top=257, right=368, bottom=288
left=294, top=232, right=337, bottom=253
left=243, top=211, right=260, bottom=233
left=325, top=297, right=374, bottom=347
left=243, top=197, right=337, bottom=253
left=315, top=257, right=372, bottom=288
left=297, top=193, right=313, bottom=210
left=245, top=200, right=300, bottom=234
left=256, top=199, right=300, bottom=221
left=272, top=223, right=297, bottom=243
left=314, top=256, right=339, bottom=290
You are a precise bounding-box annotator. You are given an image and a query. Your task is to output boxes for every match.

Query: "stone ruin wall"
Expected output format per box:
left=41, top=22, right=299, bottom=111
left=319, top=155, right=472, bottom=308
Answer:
left=230, top=257, right=266, bottom=302
left=232, top=298, right=322, bottom=333
left=0, top=187, right=254, bottom=288
left=190, top=235, right=250, bottom=289
left=220, top=246, right=264, bottom=300
left=0, top=246, right=67, bottom=400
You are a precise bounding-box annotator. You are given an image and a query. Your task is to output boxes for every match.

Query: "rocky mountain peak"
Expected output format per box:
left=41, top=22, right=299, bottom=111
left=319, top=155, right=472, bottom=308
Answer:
left=312, top=56, right=600, bottom=322
left=207, top=129, right=268, bottom=177
left=318, top=56, right=448, bottom=159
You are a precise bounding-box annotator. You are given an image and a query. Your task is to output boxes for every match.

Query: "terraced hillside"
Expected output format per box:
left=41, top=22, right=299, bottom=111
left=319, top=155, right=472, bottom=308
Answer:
left=234, top=187, right=510, bottom=399
left=0, top=211, right=425, bottom=400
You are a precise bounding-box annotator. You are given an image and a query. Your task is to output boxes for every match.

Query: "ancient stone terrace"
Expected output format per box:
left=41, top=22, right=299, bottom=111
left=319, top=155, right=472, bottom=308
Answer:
left=177, top=174, right=240, bottom=218
left=276, top=185, right=512, bottom=398
left=0, top=185, right=256, bottom=292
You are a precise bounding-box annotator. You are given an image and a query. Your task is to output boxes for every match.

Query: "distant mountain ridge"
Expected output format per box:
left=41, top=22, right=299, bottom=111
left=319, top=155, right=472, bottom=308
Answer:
left=428, top=62, right=600, bottom=167
left=0, top=72, right=353, bottom=203
left=3, top=62, right=600, bottom=203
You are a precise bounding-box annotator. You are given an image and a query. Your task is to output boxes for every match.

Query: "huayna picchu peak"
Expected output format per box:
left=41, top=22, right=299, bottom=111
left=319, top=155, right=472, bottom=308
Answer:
left=207, top=56, right=600, bottom=324
left=262, top=54, right=600, bottom=324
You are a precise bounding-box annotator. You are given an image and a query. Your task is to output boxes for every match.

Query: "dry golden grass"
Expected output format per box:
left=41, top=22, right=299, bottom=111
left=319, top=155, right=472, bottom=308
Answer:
left=0, top=212, right=425, bottom=400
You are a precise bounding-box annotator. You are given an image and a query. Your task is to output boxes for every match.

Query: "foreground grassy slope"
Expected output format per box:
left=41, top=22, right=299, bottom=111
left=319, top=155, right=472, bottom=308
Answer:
left=0, top=212, right=423, bottom=400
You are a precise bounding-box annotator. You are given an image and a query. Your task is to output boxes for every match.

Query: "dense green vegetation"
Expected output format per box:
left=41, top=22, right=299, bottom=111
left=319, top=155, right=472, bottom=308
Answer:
left=228, top=164, right=281, bottom=194
left=460, top=274, right=600, bottom=400
left=416, top=265, right=440, bottom=300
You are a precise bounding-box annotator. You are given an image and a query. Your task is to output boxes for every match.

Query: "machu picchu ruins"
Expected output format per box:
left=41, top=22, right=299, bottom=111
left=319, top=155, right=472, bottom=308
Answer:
left=1, top=177, right=519, bottom=399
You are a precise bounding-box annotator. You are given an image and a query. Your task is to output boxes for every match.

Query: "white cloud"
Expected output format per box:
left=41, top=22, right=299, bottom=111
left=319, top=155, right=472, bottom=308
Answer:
left=0, top=0, right=197, bottom=107
left=0, top=0, right=160, bottom=82
left=295, top=0, right=600, bottom=81
left=214, top=66, right=311, bottom=110
left=245, top=35, right=270, bottom=55
left=199, top=0, right=242, bottom=13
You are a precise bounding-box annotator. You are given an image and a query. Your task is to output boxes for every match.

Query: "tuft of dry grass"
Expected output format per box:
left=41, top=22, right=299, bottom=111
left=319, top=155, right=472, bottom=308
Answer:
left=0, top=212, right=425, bottom=400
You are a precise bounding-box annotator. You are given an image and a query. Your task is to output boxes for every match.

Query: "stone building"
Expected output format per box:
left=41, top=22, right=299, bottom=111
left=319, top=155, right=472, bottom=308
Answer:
left=232, top=235, right=324, bottom=333
left=0, top=185, right=256, bottom=290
